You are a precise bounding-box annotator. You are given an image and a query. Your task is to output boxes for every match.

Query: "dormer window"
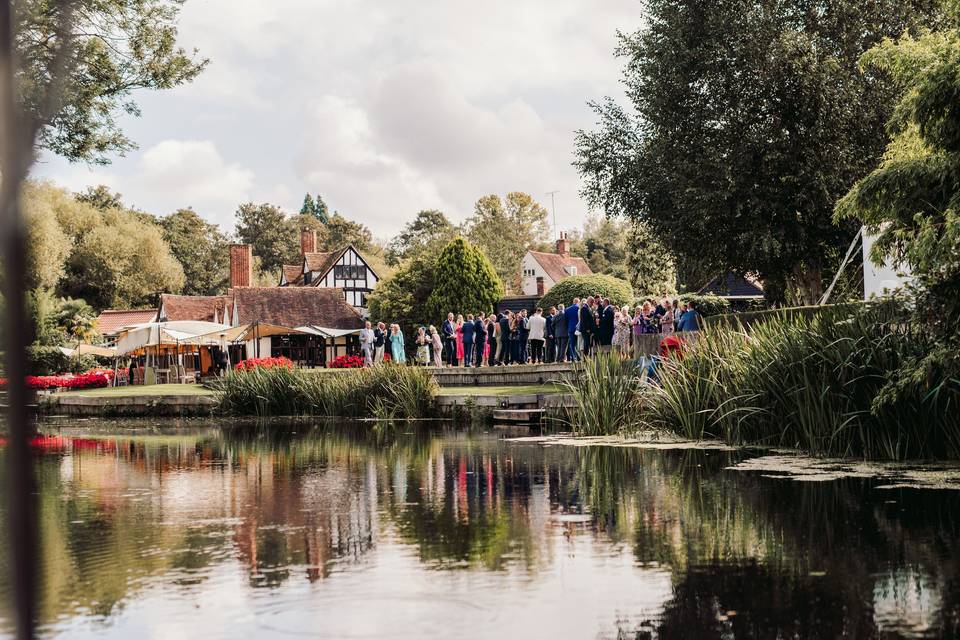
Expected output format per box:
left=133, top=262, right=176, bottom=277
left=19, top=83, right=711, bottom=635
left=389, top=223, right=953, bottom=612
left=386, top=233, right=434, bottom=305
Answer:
left=564, top=265, right=577, bottom=276
left=304, top=271, right=313, bottom=285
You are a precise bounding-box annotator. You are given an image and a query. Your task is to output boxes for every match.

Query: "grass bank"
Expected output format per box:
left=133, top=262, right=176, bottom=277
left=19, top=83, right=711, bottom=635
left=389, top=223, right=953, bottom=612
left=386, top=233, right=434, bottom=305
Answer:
left=563, top=306, right=960, bottom=460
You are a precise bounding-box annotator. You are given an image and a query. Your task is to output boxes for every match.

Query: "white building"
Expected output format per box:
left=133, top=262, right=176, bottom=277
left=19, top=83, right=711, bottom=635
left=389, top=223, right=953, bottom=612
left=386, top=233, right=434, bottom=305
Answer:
left=279, top=230, right=379, bottom=316
left=520, top=233, right=592, bottom=297
left=862, top=226, right=912, bottom=299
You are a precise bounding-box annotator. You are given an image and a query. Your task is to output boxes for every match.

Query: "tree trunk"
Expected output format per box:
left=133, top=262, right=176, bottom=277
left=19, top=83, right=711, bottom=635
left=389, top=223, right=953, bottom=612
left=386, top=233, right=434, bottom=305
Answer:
left=792, top=262, right=824, bottom=306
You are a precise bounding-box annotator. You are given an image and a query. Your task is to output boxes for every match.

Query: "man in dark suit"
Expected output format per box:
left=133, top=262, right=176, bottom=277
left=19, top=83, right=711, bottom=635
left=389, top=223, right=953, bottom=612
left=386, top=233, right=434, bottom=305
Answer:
left=462, top=313, right=476, bottom=367
left=473, top=313, right=486, bottom=367
left=599, top=297, right=615, bottom=350
left=564, top=298, right=581, bottom=361
left=517, top=309, right=530, bottom=364
left=579, top=296, right=597, bottom=356
left=544, top=306, right=556, bottom=363
left=498, top=311, right=512, bottom=365
left=442, top=312, right=457, bottom=367
left=486, top=312, right=497, bottom=366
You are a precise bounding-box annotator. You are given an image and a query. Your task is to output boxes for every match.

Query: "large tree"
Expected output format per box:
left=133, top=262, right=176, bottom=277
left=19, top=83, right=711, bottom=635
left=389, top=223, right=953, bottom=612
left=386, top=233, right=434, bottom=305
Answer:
left=466, top=192, right=550, bottom=293
left=161, top=208, right=229, bottom=296
left=13, top=0, right=207, bottom=164
left=234, top=203, right=299, bottom=276
left=836, top=5, right=960, bottom=395
left=367, top=251, right=438, bottom=335
left=575, top=0, right=939, bottom=304
left=386, top=209, right=458, bottom=266
left=426, top=237, right=504, bottom=321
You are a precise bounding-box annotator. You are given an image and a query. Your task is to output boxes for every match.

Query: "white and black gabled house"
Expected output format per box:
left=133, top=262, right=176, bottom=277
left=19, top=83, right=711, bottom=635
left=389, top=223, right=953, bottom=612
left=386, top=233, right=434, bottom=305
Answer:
left=279, top=235, right=379, bottom=317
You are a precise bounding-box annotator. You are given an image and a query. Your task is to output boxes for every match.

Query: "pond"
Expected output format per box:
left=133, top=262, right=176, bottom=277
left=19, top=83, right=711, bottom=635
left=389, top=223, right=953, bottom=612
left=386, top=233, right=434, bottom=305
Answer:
left=1, top=419, right=959, bottom=639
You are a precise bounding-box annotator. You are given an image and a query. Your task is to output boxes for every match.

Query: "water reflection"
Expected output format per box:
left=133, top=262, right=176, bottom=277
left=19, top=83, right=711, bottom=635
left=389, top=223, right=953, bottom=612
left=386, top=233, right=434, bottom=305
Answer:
left=0, top=422, right=957, bottom=639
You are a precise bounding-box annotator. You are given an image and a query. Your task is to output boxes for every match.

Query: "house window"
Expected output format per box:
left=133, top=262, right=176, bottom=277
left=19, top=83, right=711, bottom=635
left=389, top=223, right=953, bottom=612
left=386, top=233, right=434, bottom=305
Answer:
left=564, top=265, right=577, bottom=276
left=304, top=271, right=313, bottom=285
left=334, top=265, right=365, bottom=280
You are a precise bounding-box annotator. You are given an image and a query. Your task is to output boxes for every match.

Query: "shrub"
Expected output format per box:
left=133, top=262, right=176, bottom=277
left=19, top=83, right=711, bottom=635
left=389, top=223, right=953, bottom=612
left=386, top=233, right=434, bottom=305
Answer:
left=26, top=345, right=97, bottom=375
left=234, top=356, right=294, bottom=371
left=1, top=370, right=112, bottom=391
left=642, top=306, right=960, bottom=460
left=540, top=274, right=633, bottom=310
left=426, top=237, right=504, bottom=320
left=557, top=352, right=644, bottom=436
left=212, top=363, right=439, bottom=419
left=327, top=355, right=364, bottom=369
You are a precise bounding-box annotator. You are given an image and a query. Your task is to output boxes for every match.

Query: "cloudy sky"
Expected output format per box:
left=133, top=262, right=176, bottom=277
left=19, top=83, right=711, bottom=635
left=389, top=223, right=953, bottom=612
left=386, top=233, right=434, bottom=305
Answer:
left=33, top=0, right=642, bottom=238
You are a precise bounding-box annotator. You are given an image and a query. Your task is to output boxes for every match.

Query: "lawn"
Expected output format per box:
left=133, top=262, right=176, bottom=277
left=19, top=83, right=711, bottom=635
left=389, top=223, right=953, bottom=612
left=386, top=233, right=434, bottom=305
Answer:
left=58, top=384, right=214, bottom=397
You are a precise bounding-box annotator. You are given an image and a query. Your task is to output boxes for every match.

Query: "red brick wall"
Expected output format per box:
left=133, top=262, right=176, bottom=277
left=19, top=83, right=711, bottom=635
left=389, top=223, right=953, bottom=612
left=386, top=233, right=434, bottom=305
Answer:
left=300, top=229, right=316, bottom=255
left=230, top=244, right=252, bottom=288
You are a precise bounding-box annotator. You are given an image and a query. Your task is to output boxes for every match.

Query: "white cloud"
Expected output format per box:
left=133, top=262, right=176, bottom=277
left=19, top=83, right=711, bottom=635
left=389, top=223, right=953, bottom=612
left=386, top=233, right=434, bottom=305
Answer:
left=37, top=0, right=643, bottom=235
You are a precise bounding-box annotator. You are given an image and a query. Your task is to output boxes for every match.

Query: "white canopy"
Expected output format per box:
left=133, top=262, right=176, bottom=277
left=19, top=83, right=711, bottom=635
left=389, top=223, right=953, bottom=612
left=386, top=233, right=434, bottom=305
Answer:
left=58, top=343, right=118, bottom=358
left=301, top=326, right=362, bottom=339
left=115, top=320, right=231, bottom=355
left=187, top=321, right=313, bottom=344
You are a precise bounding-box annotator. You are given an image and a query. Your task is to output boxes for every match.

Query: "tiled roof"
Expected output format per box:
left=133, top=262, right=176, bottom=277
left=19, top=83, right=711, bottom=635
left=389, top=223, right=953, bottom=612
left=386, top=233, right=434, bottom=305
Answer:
left=159, top=294, right=233, bottom=322
left=232, top=287, right=363, bottom=329
left=697, top=273, right=765, bottom=298
left=303, top=250, right=340, bottom=274
left=528, top=251, right=593, bottom=283
left=95, top=309, right=158, bottom=335
left=280, top=264, right=303, bottom=286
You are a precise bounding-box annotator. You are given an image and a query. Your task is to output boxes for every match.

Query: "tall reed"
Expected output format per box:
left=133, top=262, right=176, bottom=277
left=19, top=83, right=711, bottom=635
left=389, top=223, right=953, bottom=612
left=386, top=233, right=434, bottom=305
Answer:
left=643, top=305, right=960, bottom=460
left=211, top=364, right=439, bottom=420
left=558, top=351, right=643, bottom=436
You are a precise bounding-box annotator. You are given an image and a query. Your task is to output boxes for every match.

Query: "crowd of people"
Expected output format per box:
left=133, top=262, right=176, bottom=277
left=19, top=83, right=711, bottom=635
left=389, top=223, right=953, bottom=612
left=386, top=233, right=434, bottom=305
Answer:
left=357, top=295, right=701, bottom=368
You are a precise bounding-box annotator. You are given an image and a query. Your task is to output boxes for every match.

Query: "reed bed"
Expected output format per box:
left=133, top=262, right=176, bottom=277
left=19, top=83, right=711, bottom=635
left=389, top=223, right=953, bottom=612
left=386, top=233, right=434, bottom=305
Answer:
left=557, top=351, right=644, bottom=436
left=643, top=306, right=960, bottom=460
left=211, top=363, right=439, bottom=420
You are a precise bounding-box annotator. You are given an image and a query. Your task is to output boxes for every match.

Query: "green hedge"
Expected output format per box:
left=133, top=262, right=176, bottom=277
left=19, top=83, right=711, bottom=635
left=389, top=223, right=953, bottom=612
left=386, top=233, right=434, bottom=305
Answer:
left=539, top=274, right=633, bottom=310
left=27, top=345, right=97, bottom=375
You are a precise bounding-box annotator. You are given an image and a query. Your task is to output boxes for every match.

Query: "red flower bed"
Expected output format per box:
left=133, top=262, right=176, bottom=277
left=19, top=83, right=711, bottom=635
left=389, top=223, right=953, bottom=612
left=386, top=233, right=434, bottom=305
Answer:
left=0, top=369, right=112, bottom=391
left=235, top=356, right=294, bottom=371
left=327, top=355, right=364, bottom=369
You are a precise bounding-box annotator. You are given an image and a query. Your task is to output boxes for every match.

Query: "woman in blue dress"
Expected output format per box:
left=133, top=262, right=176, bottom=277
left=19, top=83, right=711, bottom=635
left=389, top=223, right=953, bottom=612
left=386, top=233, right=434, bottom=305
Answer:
left=390, top=324, right=406, bottom=364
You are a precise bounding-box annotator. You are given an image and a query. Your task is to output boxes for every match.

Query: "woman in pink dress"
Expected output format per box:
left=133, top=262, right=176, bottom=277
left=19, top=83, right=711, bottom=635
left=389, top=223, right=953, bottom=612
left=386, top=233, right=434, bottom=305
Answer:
left=455, top=314, right=465, bottom=362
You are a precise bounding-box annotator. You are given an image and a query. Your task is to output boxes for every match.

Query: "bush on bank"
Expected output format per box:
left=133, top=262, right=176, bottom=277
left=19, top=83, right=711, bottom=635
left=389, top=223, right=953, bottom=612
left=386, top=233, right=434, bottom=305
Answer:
left=642, top=305, right=960, bottom=460
left=539, top=274, right=633, bottom=310
left=211, top=363, right=439, bottom=420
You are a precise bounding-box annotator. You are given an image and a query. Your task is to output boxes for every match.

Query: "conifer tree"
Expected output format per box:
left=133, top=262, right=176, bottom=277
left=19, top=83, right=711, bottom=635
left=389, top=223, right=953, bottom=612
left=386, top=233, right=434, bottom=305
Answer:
left=426, top=237, right=504, bottom=321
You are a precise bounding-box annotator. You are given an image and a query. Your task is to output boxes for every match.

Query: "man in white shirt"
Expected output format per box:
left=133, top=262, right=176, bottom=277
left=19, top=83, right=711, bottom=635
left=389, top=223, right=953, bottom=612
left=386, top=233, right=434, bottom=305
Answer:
left=360, top=321, right=374, bottom=366
left=526, top=307, right=547, bottom=364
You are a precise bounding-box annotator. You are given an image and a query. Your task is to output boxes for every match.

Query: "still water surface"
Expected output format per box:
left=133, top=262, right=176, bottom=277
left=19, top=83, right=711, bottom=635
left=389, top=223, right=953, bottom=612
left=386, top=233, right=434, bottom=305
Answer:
left=1, top=420, right=959, bottom=639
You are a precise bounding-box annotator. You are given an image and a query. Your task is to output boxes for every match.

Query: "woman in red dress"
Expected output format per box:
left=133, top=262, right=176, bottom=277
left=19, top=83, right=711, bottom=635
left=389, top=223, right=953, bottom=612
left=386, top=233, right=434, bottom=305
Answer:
left=455, top=314, right=465, bottom=362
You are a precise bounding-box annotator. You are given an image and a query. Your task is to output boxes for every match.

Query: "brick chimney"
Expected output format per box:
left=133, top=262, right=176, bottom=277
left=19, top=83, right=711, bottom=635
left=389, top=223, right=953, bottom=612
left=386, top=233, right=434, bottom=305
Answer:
left=300, top=228, right=316, bottom=256
left=536, top=277, right=545, bottom=297
left=230, top=244, right=253, bottom=288
left=556, top=231, right=570, bottom=256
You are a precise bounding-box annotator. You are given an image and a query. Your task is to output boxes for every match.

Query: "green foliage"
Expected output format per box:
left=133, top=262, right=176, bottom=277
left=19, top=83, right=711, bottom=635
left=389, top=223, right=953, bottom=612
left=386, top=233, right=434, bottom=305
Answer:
left=16, top=0, right=207, bottom=164
left=368, top=251, right=437, bottom=335
left=63, top=206, right=185, bottom=308
left=575, top=0, right=939, bottom=304
left=570, top=216, right=677, bottom=295
left=676, top=294, right=730, bottom=317
left=235, top=203, right=298, bottom=276
left=466, top=192, right=550, bottom=292
left=299, top=193, right=329, bottom=223
left=26, top=345, right=96, bottom=376
left=539, top=274, right=633, bottom=310
left=161, top=208, right=229, bottom=296
left=643, top=306, right=960, bottom=460
left=212, top=364, right=439, bottom=419
left=557, top=352, right=643, bottom=436
left=54, top=297, right=98, bottom=342
left=22, top=182, right=72, bottom=290
left=386, top=209, right=458, bottom=266
left=426, top=237, right=504, bottom=320
left=836, top=8, right=960, bottom=396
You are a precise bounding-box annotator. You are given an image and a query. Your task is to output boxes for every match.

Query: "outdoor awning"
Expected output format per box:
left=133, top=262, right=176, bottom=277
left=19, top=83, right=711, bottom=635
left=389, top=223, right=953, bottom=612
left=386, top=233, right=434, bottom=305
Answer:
left=115, top=321, right=231, bottom=354
left=187, top=322, right=313, bottom=344
left=59, top=344, right=118, bottom=358
left=301, top=326, right=363, bottom=339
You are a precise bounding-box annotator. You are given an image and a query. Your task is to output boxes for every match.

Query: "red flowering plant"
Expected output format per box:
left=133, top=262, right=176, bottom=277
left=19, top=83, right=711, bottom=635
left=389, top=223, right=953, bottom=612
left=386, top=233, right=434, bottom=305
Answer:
left=327, top=355, right=364, bottom=369
left=1, top=370, right=111, bottom=391
left=234, top=356, right=294, bottom=371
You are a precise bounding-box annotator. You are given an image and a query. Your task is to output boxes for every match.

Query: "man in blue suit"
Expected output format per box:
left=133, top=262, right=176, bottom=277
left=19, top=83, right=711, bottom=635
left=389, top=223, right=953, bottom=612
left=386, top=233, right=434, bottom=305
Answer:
left=462, top=313, right=476, bottom=367
left=564, top=297, right=581, bottom=361
left=442, top=313, right=457, bottom=367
